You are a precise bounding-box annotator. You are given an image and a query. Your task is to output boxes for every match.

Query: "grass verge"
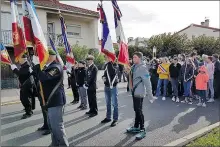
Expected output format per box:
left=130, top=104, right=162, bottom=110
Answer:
left=186, top=127, right=220, bottom=146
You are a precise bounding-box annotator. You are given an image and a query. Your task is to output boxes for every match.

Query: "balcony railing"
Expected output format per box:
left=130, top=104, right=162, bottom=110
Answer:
left=1, top=30, right=64, bottom=47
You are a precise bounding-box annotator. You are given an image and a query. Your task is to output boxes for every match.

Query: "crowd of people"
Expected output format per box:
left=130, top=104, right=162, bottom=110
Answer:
left=9, top=49, right=220, bottom=146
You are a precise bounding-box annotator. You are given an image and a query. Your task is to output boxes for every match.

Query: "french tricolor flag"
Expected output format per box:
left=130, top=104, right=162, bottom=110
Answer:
left=112, top=0, right=129, bottom=66
left=97, top=3, right=116, bottom=62
left=26, top=0, right=49, bottom=70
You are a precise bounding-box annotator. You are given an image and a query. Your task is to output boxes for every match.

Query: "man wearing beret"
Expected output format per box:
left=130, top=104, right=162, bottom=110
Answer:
left=84, top=55, right=99, bottom=117
left=32, top=49, right=69, bottom=146
left=10, top=54, right=34, bottom=119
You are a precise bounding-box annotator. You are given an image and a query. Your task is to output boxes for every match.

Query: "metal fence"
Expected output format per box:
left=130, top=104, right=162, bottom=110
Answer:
left=1, top=65, right=19, bottom=89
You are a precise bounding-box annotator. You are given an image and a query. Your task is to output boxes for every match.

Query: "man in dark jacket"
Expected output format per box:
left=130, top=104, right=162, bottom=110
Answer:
left=101, top=56, right=119, bottom=127
left=213, top=54, right=220, bottom=99
left=84, top=55, right=98, bottom=117
left=32, top=50, right=69, bottom=146
left=70, top=61, right=79, bottom=104
left=169, top=57, right=181, bottom=102
left=10, top=54, right=34, bottom=119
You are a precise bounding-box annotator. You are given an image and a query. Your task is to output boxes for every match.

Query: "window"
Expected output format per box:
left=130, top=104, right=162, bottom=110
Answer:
left=66, top=25, right=81, bottom=37
left=1, top=12, right=23, bottom=30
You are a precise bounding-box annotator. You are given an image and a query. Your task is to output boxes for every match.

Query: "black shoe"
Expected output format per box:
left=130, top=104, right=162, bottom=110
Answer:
left=85, top=111, right=92, bottom=115
left=42, top=130, right=51, bottom=135
left=111, top=120, right=118, bottom=127
left=37, top=126, right=48, bottom=131
left=101, top=118, right=111, bottom=124
left=21, top=113, right=32, bottom=119
left=77, top=105, right=83, bottom=109
left=89, top=113, right=98, bottom=117
left=81, top=106, right=87, bottom=110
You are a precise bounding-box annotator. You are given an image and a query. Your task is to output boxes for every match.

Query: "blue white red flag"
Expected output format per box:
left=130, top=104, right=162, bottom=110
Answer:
left=1, top=43, right=12, bottom=65
left=112, top=0, right=129, bottom=66
left=97, top=3, right=116, bottom=62
left=49, top=36, right=64, bottom=67
left=26, top=0, right=49, bottom=70
left=59, top=14, right=75, bottom=65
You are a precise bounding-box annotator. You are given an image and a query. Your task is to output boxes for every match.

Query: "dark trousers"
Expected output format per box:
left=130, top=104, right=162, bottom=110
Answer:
left=150, top=75, right=158, bottom=96
left=214, top=77, right=220, bottom=99
left=118, top=71, right=126, bottom=82
left=20, top=89, right=33, bottom=115
left=31, top=96, right=35, bottom=110
left=197, top=90, right=206, bottom=103
left=38, top=95, right=49, bottom=129
left=87, top=89, right=98, bottom=114
left=67, top=77, right=71, bottom=88
left=71, top=86, right=79, bottom=102
left=133, top=97, right=144, bottom=130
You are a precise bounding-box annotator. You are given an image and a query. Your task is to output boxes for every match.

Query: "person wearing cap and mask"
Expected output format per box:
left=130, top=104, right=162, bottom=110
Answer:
left=10, top=54, right=34, bottom=119
left=84, top=55, right=98, bottom=117
left=32, top=49, right=69, bottom=146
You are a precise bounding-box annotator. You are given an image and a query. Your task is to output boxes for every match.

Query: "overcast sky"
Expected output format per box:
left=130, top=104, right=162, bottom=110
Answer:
left=61, top=1, right=219, bottom=42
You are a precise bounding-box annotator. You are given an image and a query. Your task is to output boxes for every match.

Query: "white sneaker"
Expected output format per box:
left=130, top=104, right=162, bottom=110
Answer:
left=162, top=97, right=166, bottom=101
left=188, top=102, right=193, bottom=105
left=197, top=103, right=202, bottom=106
left=207, top=99, right=214, bottom=103
left=153, top=96, right=158, bottom=100
left=172, top=96, right=175, bottom=101
left=176, top=97, right=180, bottom=102
left=202, top=103, right=206, bottom=107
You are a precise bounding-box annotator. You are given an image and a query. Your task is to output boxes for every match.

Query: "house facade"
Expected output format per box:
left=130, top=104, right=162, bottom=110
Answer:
left=1, top=0, right=99, bottom=49
left=127, top=37, right=148, bottom=47
left=177, top=19, right=220, bottom=39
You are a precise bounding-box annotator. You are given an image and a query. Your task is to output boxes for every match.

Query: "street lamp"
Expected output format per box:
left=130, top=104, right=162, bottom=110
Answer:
left=153, top=46, right=157, bottom=59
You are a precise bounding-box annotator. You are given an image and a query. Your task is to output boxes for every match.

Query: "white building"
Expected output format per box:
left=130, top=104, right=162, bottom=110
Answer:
left=177, top=18, right=220, bottom=39
left=127, top=37, right=148, bottom=47
left=1, top=0, right=99, bottom=49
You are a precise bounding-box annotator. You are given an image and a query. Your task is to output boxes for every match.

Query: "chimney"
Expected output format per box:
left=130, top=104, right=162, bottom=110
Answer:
left=128, top=37, right=133, bottom=43
left=204, top=18, right=209, bottom=27
left=201, top=22, right=205, bottom=26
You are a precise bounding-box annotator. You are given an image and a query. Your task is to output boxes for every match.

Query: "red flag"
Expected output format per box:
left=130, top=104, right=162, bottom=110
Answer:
left=11, top=0, right=27, bottom=62
left=1, top=43, right=12, bottom=65
left=22, top=0, right=34, bottom=46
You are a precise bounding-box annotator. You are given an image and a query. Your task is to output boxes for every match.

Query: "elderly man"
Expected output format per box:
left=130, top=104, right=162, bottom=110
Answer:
left=84, top=55, right=98, bottom=117
left=32, top=50, right=69, bottom=146
left=10, top=54, right=34, bottom=119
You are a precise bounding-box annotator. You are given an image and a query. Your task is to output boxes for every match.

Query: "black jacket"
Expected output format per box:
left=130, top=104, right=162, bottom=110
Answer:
left=76, top=67, right=86, bottom=87
left=85, top=64, right=98, bottom=90
left=102, top=62, right=119, bottom=87
left=149, top=62, right=159, bottom=77
left=179, top=63, right=194, bottom=82
left=70, top=67, right=78, bottom=87
left=13, top=62, right=34, bottom=90
left=33, top=61, right=66, bottom=108
left=169, top=63, right=181, bottom=78
left=214, top=60, right=220, bottom=79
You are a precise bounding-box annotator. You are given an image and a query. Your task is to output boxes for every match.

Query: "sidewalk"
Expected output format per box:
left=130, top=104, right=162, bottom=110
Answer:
left=1, top=70, right=128, bottom=105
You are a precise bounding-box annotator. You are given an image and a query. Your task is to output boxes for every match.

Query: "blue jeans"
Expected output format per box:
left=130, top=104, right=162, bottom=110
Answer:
left=170, top=78, right=179, bottom=97
left=48, top=106, right=69, bottom=146
left=104, top=86, right=119, bottom=121
left=207, top=79, right=214, bottom=99
left=183, top=80, right=192, bottom=97
left=156, top=79, right=169, bottom=97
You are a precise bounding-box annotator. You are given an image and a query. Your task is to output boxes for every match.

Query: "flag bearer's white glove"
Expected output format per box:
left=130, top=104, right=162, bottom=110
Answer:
left=32, top=55, right=40, bottom=65
left=10, top=64, right=17, bottom=70
left=83, top=84, right=88, bottom=90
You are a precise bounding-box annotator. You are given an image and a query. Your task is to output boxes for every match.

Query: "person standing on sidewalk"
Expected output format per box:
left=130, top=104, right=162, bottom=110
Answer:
left=76, top=60, right=88, bottom=110
left=126, top=52, right=156, bottom=140
left=169, top=57, right=182, bottom=102
left=212, top=54, right=220, bottom=99
left=32, top=50, right=69, bottom=146
left=10, top=54, right=34, bottom=119
left=101, top=56, right=119, bottom=127
left=84, top=55, right=98, bottom=117
left=70, top=61, right=80, bottom=104
left=196, top=65, right=209, bottom=107
left=206, top=56, right=215, bottom=102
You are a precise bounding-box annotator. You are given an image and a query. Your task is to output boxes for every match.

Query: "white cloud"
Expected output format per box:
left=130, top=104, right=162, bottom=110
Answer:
left=61, top=1, right=219, bottom=42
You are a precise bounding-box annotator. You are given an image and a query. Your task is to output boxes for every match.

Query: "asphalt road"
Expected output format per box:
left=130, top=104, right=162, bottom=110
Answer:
left=1, top=89, right=219, bottom=146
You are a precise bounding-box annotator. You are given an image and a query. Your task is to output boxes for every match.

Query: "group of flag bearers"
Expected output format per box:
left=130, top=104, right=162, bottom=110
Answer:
left=0, top=0, right=158, bottom=145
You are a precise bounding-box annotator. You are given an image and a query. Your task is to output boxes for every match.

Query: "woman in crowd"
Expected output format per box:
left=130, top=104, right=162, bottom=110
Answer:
left=179, top=57, right=195, bottom=104
left=70, top=61, right=80, bottom=104
left=149, top=59, right=159, bottom=96
left=206, top=56, right=215, bottom=102
left=169, top=57, right=182, bottom=102
left=156, top=57, right=170, bottom=100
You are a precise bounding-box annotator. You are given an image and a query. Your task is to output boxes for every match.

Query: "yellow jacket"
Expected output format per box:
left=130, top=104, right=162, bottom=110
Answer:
left=157, top=63, right=170, bottom=79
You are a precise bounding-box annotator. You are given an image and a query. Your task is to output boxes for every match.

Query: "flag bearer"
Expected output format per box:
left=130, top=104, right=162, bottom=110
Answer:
left=32, top=49, right=69, bottom=146
left=10, top=54, right=34, bottom=119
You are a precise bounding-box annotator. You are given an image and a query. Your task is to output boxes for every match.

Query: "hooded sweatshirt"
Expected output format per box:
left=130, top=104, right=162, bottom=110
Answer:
left=195, top=66, right=209, bottom=90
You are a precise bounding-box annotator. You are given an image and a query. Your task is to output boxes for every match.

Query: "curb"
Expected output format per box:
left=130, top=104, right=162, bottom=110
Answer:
left=1, top=87, right=127, bottom=106
left=164, top=121, right=220, bottom=146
